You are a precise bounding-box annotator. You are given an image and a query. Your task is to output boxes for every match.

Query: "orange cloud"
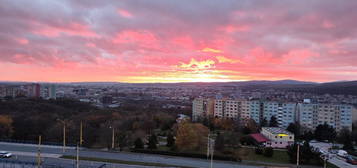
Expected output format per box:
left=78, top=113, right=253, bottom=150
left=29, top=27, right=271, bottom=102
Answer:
left=201, top=47, right=223, bottom=53
left=177, top=58, right=215, bottom=70
left=117, top=9, right=133, bottom=18
left=216, top=56, right=245, bottom=64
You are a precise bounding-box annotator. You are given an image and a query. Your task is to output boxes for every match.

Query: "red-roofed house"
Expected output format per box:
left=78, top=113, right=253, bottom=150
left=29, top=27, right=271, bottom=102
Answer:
left=250, top=133, right=270, bottom=146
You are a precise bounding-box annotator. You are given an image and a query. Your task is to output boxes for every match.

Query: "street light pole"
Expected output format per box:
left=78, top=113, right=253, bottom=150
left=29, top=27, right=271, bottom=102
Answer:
left=80, top=121, right=83, bottom=147
left=111, top=127, right=115, bottom=149
left=296, top=143, right=300, bottom=168
left=37, top=135, right=41, bottom=168
left=76, top=143, right=79, bottom=168
left=63, top=122, right=66, bottom=153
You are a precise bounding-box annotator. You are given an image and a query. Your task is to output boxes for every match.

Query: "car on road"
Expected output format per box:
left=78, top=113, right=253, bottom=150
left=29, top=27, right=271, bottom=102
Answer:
left=337, top=150, right=348, bottom=158
left=346, top=156, right=357, bottom=165
left=0, top=151, right=12, bottom=158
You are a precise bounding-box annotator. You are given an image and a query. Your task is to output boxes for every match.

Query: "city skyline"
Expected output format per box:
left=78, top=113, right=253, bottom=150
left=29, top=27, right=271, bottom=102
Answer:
left=1, top=0, right=357, bottom=83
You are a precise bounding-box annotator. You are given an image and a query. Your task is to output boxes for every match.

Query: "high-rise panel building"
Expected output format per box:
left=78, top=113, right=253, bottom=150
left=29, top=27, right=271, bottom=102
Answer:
left=192, top=98, right=353, bottom=132
left=26, top=83, right=41, bottom=98
left=192, top=98, right=214, bottom=121
left=262, top=101, right=297, bottom=128
left=298, top=103, right=353, bottom=131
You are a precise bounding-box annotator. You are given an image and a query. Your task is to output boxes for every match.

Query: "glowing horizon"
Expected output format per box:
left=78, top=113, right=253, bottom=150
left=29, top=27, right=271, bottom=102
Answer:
left=0, top=0, right=356, bottom=83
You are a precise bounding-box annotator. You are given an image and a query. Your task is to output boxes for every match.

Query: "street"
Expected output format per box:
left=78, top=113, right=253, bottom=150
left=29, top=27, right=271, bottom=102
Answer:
left=0, top=142, right=262, bottom=168
left=309, top=142, right=357, bottom=168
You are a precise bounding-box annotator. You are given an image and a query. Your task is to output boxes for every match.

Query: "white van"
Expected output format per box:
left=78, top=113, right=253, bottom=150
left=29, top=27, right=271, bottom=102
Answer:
left=337, top=150, right=348, bottom=158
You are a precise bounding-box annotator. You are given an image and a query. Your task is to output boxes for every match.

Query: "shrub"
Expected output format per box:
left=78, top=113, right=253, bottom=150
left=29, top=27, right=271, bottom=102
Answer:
left=263, top=147, right=274, bottom=157
left=134, top=138, right=144, bottom=149
left=255, top=147, right=263, bottom=155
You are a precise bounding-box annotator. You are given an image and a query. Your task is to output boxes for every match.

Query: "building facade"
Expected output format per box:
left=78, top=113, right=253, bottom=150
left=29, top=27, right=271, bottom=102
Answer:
left=261, top=127, right=294, bottom=148
left=192, top=98, right=353, bottom=132
left=298, top=103, right=353, bottom=131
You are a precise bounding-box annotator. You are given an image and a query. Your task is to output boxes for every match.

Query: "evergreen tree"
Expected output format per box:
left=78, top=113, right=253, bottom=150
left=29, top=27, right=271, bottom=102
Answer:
left=287, top=122, right=300, bottom=137
left=314, top=123, right=336, bottom=142
left=269, top=116, right=279, bottom=127
left=166, top=132, right=175, bottom=147
left=147, top=134, right=157, bottom=149
left=287, top=142, right=315, bottom=164
left=260, top=117, right=268, bottom=127
left=134, top=138, right=144, bottom=149
left=338, top=128, right=353, bottom=150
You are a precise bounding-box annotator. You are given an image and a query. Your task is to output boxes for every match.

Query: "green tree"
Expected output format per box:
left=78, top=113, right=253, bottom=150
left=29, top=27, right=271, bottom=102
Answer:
left=260, top=117, right=268, bottom=128
left=287, top=142, right=315, bottom=164
left=314, top=123, right=336, bottom=142
left=214, top=132, right=225, bottom=151
left=166, top=132, right=175, bottom=147
left=134, top=138, right=144, bottom=149
left=269, top=116, right=279, bottom=127
left=147, top=134, right=157, bottom=149
left=287, top=122, right=300, bottom=137
left=338, top=128, right=353, bottom=151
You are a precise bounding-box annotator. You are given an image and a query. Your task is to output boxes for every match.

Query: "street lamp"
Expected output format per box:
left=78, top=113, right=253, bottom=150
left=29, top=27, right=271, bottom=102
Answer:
left=57, top=119, right=66, bottom=153
left=109, top=126, right=115, bottom=149
left=79, top=121, right=84, bottom=147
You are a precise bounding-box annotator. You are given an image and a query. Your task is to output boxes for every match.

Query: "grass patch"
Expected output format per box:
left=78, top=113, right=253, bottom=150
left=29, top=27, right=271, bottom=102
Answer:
left=327, top=162, right=339, bottom=168
left=239, top=148, right=290, bottom=164
left=61, top=155, right=192, bottom=168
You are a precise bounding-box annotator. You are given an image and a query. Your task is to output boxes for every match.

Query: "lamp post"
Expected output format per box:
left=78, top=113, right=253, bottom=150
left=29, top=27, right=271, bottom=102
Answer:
left=57, top=119, right=66, bottom=153
left=109, top=126, right=115, bottom=149
left=296, top=142, right=301, bottom=168
left=37, top=135, right=41, bottom=167
left=79, top=121, right=83, bottom=147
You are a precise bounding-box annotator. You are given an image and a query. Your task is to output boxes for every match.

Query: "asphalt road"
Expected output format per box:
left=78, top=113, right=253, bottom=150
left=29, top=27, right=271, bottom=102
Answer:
left=309, top=142, right=357, bottom=168
left=0, top=142, right=262, bottom=168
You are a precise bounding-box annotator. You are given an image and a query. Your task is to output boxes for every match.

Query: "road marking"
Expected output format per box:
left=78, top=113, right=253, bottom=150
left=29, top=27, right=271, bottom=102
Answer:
left=8, top=151, right=61, bottom=158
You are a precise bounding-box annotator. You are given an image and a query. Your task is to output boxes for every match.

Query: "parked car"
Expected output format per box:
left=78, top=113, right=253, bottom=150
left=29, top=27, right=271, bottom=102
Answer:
left=337, top=150, right=348, bottom=158
left=0, top=151, right=12, bottom=158
left=346, top=156, right=357, bottom=165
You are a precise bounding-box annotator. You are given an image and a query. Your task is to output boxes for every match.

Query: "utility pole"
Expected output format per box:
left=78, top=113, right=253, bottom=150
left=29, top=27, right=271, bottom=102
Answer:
left=80, top=121, right=83, bottom=147
left=111, top=127, right=115, bottom=149
left=210, top=139, right=214, bottom=168
left=207, top=133, right=210, bottom=160
left=57, top=119, right=66, bottom=153
left=76, top=143, right=79, bottom=168
left=37, top=135, right=41, bottom=168
left=63, top=122, right=66, bottom=153
left=296, top=143, right=300, bottom=168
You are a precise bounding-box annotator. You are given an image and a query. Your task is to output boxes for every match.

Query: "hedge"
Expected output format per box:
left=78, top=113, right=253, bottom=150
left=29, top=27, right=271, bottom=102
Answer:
left=130, top=149, right=241, bottom=162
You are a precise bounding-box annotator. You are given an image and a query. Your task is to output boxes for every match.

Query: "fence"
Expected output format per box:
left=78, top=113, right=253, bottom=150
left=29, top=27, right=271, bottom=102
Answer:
left=0, top=139, right=76, bottom=147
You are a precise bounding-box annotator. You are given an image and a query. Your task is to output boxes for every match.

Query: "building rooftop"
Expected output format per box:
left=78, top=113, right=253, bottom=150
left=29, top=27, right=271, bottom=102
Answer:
left=262, top=127, right=293, bottom=135
left=250, top=133, right=270, bottom=143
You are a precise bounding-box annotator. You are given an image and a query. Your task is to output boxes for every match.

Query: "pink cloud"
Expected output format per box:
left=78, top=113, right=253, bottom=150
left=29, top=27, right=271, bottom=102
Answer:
left=15, top=38, right=29, bottom=45
left=33, top=22, right=99, bottom=38
left=117, top=9, right=134, bottom=18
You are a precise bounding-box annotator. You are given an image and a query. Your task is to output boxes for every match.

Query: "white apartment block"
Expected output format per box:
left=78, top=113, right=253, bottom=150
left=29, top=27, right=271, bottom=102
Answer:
left=192, top=98, right=214, bottom=121
left=192, top=98, right=353, bottom=132
left=263, top=102, right=296, bottom=128
left=298, top=103, right=353, bottom=131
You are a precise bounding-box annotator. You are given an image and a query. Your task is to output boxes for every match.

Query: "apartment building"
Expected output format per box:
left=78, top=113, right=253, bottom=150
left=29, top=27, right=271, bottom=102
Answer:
left=192, top=98, right=214, bottom=121
left=193, top=98, right=353, bottom=132
left=262, top=101, right=297, bottom=128
left=298, top=103, right=353, bottom=131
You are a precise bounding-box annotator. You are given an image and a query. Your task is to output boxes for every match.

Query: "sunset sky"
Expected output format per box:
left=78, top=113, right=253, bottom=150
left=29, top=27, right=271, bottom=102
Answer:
left=0, top=0, right=356, bottom=83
